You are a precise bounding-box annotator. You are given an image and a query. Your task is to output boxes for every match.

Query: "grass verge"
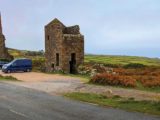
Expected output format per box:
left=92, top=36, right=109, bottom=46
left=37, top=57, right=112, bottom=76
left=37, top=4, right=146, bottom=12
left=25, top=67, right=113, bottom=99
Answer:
left=65, top=92, right=160, bottom=116
left=88, top=81, right=160, bottom=93
left=136, top=81, right=160, bottom=93
left=61, top=74, right=90, bottom=82
left=45, top=71, right=90, bottom=83
left=0, top=75, right=19, bottom=81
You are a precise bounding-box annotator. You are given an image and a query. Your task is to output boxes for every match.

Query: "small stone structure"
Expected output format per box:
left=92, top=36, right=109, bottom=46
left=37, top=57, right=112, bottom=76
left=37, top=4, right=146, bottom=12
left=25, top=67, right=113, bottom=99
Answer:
left=0, top=13, right=13, bottom=60
left=45, top=18, right=84, bottom=73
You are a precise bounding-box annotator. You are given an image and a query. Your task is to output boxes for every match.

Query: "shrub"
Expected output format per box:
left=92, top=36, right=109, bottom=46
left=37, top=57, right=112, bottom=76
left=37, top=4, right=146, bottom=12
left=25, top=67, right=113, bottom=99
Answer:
left=25, top=50, right=44, bottom=57
left=113, top=67, right=160, bottom=87
left=92, top=64, right=106, bottom=73
left=104, top=63, right=120, bottom=68
left=82, top=62, right=160, bottom=88
left=0, top=58, right=11, bottom=62
left=137, top=76, right=160, bottom=87
left=32, top=58, right=45, bottom=71
left=123, top=63, right=146, bottom=69
left=78, top=64, right=92, bottom=75
left=90, top=73, right=136, bottom=87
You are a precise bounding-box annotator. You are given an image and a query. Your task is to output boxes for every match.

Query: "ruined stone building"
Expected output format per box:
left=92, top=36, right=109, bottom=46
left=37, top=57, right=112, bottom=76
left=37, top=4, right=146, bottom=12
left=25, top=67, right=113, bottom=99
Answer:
left=45, top=18, right=84, bottom=73
left=0, top=13, right=13, bottom=60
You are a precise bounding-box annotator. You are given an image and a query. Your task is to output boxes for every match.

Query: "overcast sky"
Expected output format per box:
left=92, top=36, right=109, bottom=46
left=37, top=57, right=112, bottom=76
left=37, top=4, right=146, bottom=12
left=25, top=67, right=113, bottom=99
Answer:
left=0, top=0, right=160, bottom=57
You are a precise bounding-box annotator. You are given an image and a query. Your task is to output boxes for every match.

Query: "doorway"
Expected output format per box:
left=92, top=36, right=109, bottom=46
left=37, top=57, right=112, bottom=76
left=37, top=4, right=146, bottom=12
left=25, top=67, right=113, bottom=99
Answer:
left=70, top=53, right=76, bottom=74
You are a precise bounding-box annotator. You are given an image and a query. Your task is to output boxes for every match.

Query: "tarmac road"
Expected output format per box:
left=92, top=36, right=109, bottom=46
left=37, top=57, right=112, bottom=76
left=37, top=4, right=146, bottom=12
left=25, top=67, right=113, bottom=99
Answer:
left=0, top=82, right=159, bottom=120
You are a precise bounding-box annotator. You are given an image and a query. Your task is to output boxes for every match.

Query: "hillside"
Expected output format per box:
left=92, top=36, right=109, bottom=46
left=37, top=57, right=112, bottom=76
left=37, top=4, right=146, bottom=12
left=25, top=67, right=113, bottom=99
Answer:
left=8, top=48, right=44, bottom=59
left=85, top=55, right=160, bottom=66
left=8, top=48, right=27, bottom=58
left=8, top=48, right=160, bottom=66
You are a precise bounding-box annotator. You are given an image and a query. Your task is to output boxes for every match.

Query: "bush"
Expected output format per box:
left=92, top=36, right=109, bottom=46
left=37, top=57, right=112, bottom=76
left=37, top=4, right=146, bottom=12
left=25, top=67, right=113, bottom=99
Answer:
left=25, top=50, right=44, bottom=57
left=32, top=58, right=45, bottom=71
left=104, top=63, right=120, bottom=68
left=124, top=63, right=146, bottom=69
left=90, top=73, right=136, bottom=87
left=92, top=64, right=106, bottom=73
left=78, top=64, right=92, bottom=75
left=137, top=76, right=160, bottom=87
left=81, top=62, right=160, bottom=88
left=0, top=58, right=11, bottom=62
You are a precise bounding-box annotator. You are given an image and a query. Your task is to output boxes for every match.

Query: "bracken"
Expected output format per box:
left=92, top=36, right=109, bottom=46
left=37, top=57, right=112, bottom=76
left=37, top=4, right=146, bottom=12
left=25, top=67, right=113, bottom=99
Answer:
left=90, top=73, right=136, bottom=87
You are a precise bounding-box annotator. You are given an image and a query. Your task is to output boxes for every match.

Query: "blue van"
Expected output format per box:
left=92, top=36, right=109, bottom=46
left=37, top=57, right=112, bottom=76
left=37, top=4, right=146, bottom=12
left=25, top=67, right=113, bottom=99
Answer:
left=2, top=58, right=32, bottom=73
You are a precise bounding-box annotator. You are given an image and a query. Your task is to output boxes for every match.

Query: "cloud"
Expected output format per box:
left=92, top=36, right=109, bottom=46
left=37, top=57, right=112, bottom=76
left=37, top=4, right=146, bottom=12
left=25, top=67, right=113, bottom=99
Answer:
left=0, top=0, right=160, bottom=57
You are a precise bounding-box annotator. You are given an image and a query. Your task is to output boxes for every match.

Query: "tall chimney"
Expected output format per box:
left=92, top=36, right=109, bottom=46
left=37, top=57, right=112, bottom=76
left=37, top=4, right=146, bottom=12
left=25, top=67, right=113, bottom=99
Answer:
left=0, top=12, right=2, bottom=34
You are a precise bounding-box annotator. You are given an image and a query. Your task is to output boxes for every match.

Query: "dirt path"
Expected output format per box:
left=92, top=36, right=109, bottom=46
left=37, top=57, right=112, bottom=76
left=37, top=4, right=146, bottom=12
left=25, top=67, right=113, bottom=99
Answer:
left=0, top=71, right=80, bottom=82
left=0, top=71, right=160, bottom=101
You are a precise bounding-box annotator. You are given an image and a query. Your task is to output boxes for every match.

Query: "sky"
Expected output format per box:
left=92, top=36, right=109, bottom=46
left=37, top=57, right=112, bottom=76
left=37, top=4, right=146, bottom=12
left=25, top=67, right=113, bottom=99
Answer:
left=0, top=0, right=160, bottom=58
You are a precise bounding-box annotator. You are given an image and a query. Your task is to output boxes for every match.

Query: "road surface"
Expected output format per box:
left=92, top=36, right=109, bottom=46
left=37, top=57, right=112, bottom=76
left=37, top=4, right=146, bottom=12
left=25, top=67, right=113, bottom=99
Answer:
left=0, top=82, right=159, bottom=120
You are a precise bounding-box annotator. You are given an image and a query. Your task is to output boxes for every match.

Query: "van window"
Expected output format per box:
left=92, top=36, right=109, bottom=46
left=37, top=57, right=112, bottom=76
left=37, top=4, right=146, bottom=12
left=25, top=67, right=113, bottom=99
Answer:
left=19, top=60, right=23, bottom=65
left=13, top=62, right=17, bottom=66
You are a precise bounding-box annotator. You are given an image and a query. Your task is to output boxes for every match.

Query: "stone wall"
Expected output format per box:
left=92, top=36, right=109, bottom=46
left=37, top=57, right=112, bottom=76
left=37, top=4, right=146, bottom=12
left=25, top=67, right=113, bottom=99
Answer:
left=0, top=33, right=13, bottom=60
left=0, top=14, right=13, bottom=61
left=63, top=25, right=80, bottom=34
left=45, top=19, right=64, bottom=72
left=61, top=34, right=84, bottom=72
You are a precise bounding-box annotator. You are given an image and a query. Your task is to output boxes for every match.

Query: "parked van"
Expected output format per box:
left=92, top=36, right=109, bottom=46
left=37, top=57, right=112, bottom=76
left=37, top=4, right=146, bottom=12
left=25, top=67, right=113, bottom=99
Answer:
left=2, top=58, right=32, bottom=73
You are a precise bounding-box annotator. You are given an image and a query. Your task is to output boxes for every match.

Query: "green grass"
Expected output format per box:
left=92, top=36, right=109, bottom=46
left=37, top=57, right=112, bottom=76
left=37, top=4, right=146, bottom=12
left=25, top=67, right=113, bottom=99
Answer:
left=62, top=74, right=90, bottom=82
left=88, top=81, right=160, bottom=93
left=118, top=84, right=160, bottom=93
left=135, top=81, right=160, bottom=93
left=46, top=71, right=90, bottom=82
left=65, top=92, right=160, bottom=116
left=8, top=48, right=44, bottom=60
left=8, top=48, right=26, bottom=58
left=0, top=75, right=19, bottom=81
left=142, top=87, right=160, bottom=93
left=85, top=55, right=160, bottom=66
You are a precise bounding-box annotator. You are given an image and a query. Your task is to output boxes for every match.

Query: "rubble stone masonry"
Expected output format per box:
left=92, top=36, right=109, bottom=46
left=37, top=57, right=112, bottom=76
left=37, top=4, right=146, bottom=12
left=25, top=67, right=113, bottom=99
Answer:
left=0, top=13, right=13, bottom=60
left=45, top=18, right=84, bottom=73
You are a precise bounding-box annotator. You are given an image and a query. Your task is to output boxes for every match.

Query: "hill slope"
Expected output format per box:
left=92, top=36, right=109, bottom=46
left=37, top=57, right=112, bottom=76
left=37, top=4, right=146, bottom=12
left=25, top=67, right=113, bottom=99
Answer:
left=85, top=55, right=160, bottom=66
left=8, top=48, right=160, bottom=66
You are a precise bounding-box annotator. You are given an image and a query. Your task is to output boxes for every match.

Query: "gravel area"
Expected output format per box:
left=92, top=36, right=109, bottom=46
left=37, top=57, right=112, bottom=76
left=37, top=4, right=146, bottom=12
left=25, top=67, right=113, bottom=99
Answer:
left=0, top=71, right=160, bottom=101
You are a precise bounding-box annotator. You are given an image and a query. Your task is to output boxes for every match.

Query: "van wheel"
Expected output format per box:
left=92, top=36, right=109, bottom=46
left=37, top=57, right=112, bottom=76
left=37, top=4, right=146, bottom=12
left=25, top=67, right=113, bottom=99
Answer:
left=26, top=69, right=31, bottom=72
left=7, top=70, right=11, bottom=73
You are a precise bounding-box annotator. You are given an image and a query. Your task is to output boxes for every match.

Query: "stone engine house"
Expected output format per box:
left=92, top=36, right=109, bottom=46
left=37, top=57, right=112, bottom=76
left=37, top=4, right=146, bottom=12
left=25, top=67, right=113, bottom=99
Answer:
left=45, top=18, right=84, bottom=73
left=0, top=13, right=13, bottom=60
